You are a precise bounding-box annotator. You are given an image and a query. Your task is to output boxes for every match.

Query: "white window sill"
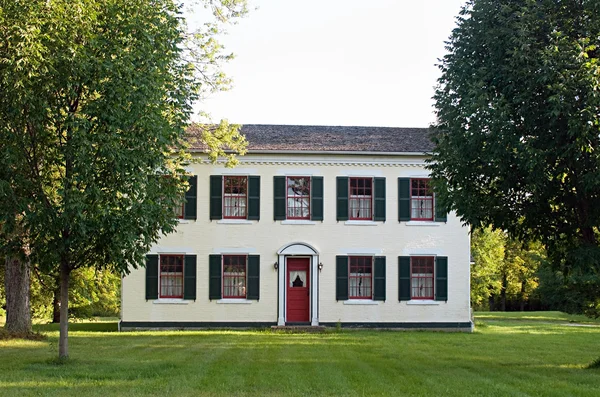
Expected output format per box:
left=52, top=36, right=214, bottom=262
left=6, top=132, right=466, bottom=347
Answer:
left=152, top=299, right=189, bottom=305
left=281, top=220, right=317, bottom=225
left=216, top=299, right=253, bottom=304
left=406, top=300, right=440, bottom=305
left=178, top=219, right=191, bottom=224
left=344, top=220, right=378, bottom=226
left=217, top=219, right=253, bottom=225
left=405, top=221, right=440, bottom=227
left=343, top=300, right=379, bottom=305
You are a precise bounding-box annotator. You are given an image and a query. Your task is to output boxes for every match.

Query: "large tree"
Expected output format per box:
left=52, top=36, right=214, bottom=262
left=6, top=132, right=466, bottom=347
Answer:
left=0, top=0, right=247, bottom=357
left=429, top=0, right=600, bottom=314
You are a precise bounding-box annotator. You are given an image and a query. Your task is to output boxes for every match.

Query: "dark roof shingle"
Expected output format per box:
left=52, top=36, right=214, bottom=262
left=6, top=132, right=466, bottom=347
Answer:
left=189, top=124, right=435, bottom=153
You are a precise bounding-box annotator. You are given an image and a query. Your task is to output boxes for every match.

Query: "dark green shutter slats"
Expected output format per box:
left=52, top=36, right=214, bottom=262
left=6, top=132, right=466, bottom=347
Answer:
left=336, top=256, right=349, bottom=301
left=184, top=255, right=197, bottom=300
left=210, top=176, right=222, bottom=220
left=273, top=176, right=286, bottom=220
left=373, top=256, right=386, bottom=301
left=398, top=256, right=411, bottom=301
left=374, top=177, right=386, bottom=221
left=435, top=256, right=448, bottom=301
left=184, top=175, right=197, bottom=220
left=209, top=254, right=222, bottom=300
left=247, top=176, right=260, bottom=220
left=311, top=176, right=324, bottom=221
left=434, top=193, right=447, bottom=222
left=145, top=255, right=159, bottom=300
left=336, top=177, right=349, bottom=221
left=247, top=255, right=260, bottom=300
left=398, top=178, right=410, bottom=221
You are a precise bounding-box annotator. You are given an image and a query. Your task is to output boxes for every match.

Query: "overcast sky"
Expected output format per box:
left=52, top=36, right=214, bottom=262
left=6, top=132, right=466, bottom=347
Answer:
left=190, top=0, right=466, bottom=128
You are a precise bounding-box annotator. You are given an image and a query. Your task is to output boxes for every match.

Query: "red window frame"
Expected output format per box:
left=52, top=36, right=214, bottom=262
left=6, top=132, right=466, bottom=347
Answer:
left=349, top=177, right=373, bottom=220
left=410, top=178, right=434, bottom=221
left=174, top=201, right=185, bottom=219
left=411, top=256, right=434, bottom=300
left=286, top=176, right=311, bottom=219
left=223, top=255, right=247, bottom=298
left=349, top=256, right=373, bottom=299
left=159, top=254, right=184, bottom=298
left=223, top=176, right=248, bottom=219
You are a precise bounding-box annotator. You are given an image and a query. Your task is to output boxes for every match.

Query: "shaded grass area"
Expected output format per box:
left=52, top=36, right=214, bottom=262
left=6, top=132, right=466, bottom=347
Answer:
left=0, top=313, right=598, bottom=396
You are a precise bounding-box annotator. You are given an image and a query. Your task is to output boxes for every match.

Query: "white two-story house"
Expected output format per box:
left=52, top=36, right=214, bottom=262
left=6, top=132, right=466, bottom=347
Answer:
left=120, top=125, right=472, bottom=331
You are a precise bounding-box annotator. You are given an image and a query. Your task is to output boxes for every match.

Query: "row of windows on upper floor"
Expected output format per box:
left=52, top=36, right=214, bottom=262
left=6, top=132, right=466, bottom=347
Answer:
left=146, top=253, right=448, bottom=302
left=176, top=175, right=448, bottom=223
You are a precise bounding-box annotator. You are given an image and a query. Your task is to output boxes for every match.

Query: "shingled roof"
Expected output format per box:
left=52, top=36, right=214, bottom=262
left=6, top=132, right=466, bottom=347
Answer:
left=188, top=124, right=435, bottom=153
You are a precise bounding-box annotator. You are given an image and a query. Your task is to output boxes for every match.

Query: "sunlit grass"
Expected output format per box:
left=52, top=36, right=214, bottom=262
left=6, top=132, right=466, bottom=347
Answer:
left=0, top=313, right=599, bottom=396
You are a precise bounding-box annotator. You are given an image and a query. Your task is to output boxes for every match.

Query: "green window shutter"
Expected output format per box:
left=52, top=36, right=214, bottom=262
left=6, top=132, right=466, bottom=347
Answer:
left=184, top=175, right=197, bottom=220
left=311, top=176, right=324, bottom=221
left=247, top=176, right=260, bottom=220
left=398, top=178, right=410, bottom=222
left=374, top=177, right=386, bottom=222
left=434, top=193, right=447, bottom=222
left=247, top=255, right=260, bottom=300
left=273, top=176, right=286, bottom=220
left=336, top=256, right=349, bottom=301
left=209, top=254, right=222, bottom=300
left=336, top=177, right=349, bottom=221
left=398, top=256, right=411, bottom=301
left=145, top=255, right=159, bottom=300
left=373, top=256, right=386, bottom=301
left=209, top=176, right=222, bottom=220
left=435, top=256, right=448, bottom=301
left=183, top=255, right=197, bottom=300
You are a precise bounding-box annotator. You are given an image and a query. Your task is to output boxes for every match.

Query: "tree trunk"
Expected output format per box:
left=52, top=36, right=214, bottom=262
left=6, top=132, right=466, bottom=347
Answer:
left=58, top=261, right=71, bottom=359
left=500, top=273, right=507, bottom=312
left=488, top=293, right=495, bottom=311
left=52, top=284, right=60, bottom=323
left=4, top=256, right=32, bottom=334
left=519, top=280, right=526, bottom=312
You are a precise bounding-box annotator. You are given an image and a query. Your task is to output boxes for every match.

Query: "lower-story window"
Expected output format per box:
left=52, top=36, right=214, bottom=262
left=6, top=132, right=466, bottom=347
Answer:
left=411, top=256, right=434, bottom=299
left=223, top=255, right=247, bottom=298
left=160, top=255, right=184, bottom=298
left=349, top=256, right=372, bottom=299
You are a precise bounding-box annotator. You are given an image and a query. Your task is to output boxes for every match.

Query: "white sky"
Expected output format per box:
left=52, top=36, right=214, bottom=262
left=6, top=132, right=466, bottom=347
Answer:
left=191, top=0, right=466, bottom=128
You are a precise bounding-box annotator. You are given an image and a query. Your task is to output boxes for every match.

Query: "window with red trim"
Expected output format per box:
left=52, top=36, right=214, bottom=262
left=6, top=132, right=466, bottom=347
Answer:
left=411, top=256, right=434, bottom=299
left=410, top=178, right=433, bottom=221
left=173, top=201, right=184, bottom=219
left=287, top=176, right=310, bottom=219
left=224, top=176, right=247, bottom=219
left=349, top=177, right=372, bottom=220
left=160, top=255, right=184, bottom=298
left=223, top=255, right=246, bottom=298
left=349, top=256, right=372, bottom=299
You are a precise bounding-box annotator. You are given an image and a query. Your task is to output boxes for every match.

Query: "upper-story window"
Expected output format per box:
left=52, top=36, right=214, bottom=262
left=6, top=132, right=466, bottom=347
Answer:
left=336, top=177, right=385, bottom=222
left=411, top=179, right=433, bottom=221
left=210, top=175, right=260, bottom=221
left=274, top=176, right=323, bottom=221
left=287, top=177, right=311, bottom=219
left=224, top=176, right=248, bottom=219
left=349, top=178, right=372, bottom=220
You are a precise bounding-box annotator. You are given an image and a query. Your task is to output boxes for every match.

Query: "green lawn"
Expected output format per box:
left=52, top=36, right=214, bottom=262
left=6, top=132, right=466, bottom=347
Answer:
left=1, top=312, right=599, bottom=396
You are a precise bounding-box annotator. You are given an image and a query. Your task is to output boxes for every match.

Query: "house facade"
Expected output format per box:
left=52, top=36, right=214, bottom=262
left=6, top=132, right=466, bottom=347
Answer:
left=120, top=125, right=472, bottom=331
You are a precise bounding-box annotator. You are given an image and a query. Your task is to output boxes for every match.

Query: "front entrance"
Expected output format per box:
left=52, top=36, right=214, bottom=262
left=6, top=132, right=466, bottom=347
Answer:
left=286, top=258, right=310, bottom=322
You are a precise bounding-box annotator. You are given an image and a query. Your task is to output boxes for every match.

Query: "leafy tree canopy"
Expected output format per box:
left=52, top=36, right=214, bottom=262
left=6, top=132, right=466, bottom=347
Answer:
left=429, top=0, right=600, bottom=281
left=0, top=0, right=248, bottom=356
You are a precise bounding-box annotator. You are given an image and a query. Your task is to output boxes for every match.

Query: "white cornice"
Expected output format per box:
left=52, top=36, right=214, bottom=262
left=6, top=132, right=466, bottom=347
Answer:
left=197, top=159, right=427, bottom=167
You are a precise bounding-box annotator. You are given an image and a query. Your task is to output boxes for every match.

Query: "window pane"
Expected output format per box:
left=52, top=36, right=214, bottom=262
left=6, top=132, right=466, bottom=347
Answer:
left=287, top=177, right=310, bottom=219
left=349, top=178, right=372, bottom=220
left=160, top=255, right=183, bottom=298
left=224, top=176, right=247, bottom=219
left=223, top=255, right=246, bottom=298
left=411, top=257, right=434, bottom=299
left=349, top=256, right=372, bottom=298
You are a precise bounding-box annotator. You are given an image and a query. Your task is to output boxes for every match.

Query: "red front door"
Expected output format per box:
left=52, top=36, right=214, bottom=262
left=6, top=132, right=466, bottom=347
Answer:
left=286, top=258, right=310, bottom=323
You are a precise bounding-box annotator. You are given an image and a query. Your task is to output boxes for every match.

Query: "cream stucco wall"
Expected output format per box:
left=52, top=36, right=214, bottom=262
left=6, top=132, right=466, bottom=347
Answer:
left=121, top=152, right=471, bottom=328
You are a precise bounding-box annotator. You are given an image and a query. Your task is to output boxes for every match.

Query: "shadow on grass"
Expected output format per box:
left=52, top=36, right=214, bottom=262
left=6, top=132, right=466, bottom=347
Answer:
left=33, top=322, right=118, bottom=333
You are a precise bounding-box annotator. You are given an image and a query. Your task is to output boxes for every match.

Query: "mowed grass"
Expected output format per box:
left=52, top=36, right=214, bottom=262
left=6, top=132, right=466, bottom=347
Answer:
left=0, top=312, right=599, bottom=396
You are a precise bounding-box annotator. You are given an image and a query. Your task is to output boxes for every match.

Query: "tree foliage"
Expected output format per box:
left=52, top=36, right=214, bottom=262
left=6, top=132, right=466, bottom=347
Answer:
left=0, top=0, right=248, bottom=357
left=429, top=0, right=600, bottom=312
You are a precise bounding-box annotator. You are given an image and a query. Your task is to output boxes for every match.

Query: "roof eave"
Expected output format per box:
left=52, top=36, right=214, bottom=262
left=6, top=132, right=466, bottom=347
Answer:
left=187, top=149, right=432, bottom=156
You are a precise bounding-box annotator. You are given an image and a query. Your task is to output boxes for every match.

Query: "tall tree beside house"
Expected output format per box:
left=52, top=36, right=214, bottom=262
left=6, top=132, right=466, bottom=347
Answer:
left=0, top=0, right=248, bottom=358
left=470, top=226, right=505, bottom=310
left=429, top=0, right=600, bottom=315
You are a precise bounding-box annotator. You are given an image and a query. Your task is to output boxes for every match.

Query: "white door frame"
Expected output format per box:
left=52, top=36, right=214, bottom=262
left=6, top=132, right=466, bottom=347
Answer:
left=277, top=242, right=319, bottom=326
